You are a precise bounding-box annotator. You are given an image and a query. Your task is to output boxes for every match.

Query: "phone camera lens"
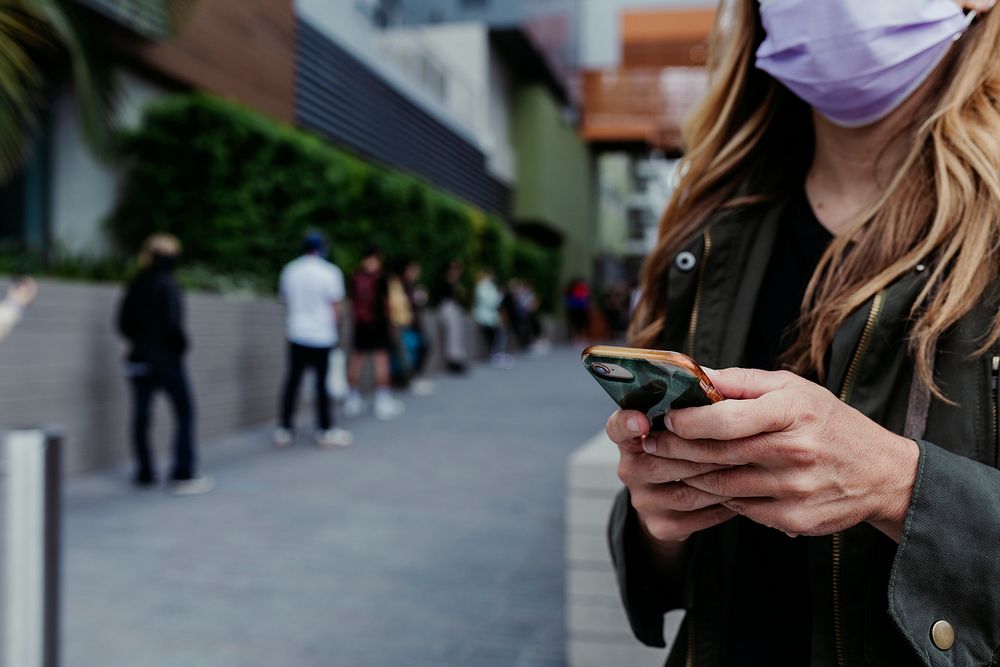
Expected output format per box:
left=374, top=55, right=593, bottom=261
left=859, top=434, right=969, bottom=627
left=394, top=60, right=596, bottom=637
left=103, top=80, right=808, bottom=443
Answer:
left=592, top=364, right=611, bottom=376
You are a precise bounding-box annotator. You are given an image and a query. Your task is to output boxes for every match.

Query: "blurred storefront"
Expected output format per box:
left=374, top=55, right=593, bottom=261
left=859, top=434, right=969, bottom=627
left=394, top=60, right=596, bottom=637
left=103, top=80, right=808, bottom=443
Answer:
left=580, top=6, right=713, bottom=287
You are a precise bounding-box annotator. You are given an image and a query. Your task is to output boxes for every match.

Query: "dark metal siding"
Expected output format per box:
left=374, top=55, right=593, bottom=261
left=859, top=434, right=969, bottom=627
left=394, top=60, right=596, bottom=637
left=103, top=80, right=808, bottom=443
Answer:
left=295, top=19, right=511, bottom=216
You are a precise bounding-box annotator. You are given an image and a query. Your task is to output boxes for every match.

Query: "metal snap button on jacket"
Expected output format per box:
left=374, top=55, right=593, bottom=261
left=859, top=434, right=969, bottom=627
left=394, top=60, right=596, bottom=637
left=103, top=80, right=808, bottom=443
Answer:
left=675, top=251, right=697, bottom=272
left=931, top=620, right=955, bottom=650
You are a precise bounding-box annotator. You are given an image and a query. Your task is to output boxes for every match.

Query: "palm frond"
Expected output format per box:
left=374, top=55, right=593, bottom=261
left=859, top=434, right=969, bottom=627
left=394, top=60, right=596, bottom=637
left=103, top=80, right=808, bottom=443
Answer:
left=30, top=0, right=119, bottom=159
left=0, top=2, right=58, bottom=182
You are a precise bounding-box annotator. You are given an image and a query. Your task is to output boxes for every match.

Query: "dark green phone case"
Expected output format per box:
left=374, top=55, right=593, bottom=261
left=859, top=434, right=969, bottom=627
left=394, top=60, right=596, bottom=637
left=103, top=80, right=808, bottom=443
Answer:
left=583, top=353, right=714, bottom=431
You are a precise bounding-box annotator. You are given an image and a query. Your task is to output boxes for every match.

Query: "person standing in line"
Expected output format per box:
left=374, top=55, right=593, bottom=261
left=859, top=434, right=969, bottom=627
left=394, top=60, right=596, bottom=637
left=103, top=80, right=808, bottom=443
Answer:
left=344, top=247, right=405, bottom=420
left=473, top=267, right=509, bottom=369
left=439, top=260, right=468, bottom=374
left=118, top=234, right=213, bottom=495
left=400, top=259, right=434, bottom=396
left=275, top=232, right=353, bottom=449
left=564, top=277, right=592, bottom=343
left=387, top=259, right=434, bottom=396
left=0, top=277, right=38, bottom=342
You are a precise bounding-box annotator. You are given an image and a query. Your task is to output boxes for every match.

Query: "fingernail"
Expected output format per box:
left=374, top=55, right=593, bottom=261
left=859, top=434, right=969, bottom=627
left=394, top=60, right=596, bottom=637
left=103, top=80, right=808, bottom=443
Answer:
left=642, top=438, right=655, bottom=454
left=627, top=415, right=640, bottom=434
left=663, top=414, right=674, bottom=432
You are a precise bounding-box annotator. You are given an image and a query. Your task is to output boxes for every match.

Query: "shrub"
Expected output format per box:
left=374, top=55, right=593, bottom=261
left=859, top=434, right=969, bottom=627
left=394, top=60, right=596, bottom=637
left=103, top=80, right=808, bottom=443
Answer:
left=106, top=93, right=554, bottom=307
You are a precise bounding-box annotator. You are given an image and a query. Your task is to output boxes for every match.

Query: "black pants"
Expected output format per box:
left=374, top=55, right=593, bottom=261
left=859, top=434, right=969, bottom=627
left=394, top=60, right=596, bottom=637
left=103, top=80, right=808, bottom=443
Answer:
left=130, top=362, right=196, bottom=482
left=280, top=342, right=334, bottom=431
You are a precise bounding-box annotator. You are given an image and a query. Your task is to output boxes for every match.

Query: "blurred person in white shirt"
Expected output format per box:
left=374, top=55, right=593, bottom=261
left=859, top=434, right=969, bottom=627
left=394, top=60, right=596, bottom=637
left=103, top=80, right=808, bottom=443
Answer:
left=275, top=232, right=352, bottom=449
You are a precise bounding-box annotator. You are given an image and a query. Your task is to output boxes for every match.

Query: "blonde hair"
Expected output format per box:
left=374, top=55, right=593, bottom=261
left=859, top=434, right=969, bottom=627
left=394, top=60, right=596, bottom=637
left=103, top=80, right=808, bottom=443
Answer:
left=138, top=234, right=182, bottom=267
left=630, top=0, right=1000, bottom=398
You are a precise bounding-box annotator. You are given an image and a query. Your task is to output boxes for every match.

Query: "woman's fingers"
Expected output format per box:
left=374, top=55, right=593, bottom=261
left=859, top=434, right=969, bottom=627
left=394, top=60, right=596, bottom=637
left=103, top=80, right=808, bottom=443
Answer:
left=606, top=409, right=650, bottom=450
left=684, top=465, right=786, bottom=499
left=668, top=391, right=794, bottom=441
left=618, top=448, right=735, bottom=485
left=631, top=480, right=732, bottom=513
left=642, top=429, right=770, bottom=465
left=703, top=367, right=801, bottom=400
left=638, top=503, right=738, bottom=542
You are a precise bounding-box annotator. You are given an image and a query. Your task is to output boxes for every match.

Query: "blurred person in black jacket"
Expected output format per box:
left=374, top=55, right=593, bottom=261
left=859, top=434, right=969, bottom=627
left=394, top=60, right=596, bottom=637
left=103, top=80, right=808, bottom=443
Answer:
left=118, top=234, right=213, bottom=496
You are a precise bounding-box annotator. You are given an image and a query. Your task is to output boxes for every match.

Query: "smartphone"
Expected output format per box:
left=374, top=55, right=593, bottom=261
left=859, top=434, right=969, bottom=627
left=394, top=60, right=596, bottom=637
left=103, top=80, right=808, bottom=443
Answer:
left=582, top=345, right=724, bottom=431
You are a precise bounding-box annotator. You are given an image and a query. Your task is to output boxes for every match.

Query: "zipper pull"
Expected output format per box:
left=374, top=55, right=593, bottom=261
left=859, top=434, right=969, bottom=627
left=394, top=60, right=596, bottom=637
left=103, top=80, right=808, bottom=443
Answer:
left=992, top=355, right=999, bottom=388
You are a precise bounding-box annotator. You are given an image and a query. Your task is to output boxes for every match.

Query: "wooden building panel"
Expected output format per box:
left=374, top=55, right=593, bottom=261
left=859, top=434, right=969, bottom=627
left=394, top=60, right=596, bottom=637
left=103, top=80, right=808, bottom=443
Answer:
left=621, top=8, right=715, bottom=68
left=131, top=0, right=296, bottom=123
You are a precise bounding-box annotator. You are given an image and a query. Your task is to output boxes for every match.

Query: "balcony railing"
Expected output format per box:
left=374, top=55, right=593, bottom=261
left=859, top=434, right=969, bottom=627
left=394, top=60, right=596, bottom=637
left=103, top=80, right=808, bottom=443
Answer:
left=580, top=67, right=709, bottom=150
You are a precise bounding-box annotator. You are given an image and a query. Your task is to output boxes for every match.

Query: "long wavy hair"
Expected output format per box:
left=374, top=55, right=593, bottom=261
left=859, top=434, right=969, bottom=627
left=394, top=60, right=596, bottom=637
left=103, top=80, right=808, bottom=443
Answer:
left=629, top=0, right=1000, bottom=398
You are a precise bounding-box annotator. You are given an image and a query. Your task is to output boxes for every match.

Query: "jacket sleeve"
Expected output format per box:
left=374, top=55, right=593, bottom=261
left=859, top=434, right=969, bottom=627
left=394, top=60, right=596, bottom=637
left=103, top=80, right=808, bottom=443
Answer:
left=888, top=439, right=1000, bottom=665
left=0, top=299, right=22, bottom=342
left=608, top=487, right=682, bottom=647
left=164, top=281, right=188, bottom=355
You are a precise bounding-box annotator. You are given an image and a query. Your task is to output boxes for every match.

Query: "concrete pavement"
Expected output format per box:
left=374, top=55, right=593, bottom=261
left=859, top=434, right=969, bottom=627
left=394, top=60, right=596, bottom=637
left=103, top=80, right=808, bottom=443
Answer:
left=62, top=346, right=612, bottom=667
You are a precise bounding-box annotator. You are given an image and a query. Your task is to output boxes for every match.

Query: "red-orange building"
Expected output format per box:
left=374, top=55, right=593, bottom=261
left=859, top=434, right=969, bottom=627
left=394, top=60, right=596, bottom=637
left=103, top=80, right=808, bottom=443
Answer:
left=580, top=7, right=714, bottom=152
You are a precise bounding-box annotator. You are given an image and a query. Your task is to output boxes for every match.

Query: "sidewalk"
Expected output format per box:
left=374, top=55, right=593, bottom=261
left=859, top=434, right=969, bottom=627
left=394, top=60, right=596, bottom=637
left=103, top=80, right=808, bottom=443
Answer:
left=62, top=346, right=612, bottom=667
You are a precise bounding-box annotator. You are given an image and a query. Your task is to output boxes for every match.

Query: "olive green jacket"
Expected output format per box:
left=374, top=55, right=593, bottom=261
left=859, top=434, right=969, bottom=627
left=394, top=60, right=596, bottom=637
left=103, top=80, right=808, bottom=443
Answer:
left=608, top=201, right=1000, bottom=666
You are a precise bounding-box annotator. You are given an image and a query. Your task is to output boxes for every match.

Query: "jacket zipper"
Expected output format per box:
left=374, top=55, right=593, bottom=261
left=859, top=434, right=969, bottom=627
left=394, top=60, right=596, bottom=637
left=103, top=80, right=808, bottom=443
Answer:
left=686, top=230, right=713, bottom=358
left=685, top=618, right=695, bottom=667
left=831, top=290, right=885, bottom=667
left=992, top=355, right=999, bottom=467
left=682, top=230, right=712, bottom=667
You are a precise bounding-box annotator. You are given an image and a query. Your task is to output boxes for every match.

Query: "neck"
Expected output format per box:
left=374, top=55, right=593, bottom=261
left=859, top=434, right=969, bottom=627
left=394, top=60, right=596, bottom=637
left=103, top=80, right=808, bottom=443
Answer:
left=805, top=66, right=939, bottom=235
left=806, top=112, right=909, bottom=235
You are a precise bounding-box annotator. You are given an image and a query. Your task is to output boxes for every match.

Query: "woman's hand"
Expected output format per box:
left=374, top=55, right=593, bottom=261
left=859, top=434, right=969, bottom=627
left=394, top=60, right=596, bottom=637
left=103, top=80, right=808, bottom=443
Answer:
left=607, top=409, right=737, bottom=547
left=642, top=368, right=919, bottom=542
left=6, top=278, right=38, bottom=308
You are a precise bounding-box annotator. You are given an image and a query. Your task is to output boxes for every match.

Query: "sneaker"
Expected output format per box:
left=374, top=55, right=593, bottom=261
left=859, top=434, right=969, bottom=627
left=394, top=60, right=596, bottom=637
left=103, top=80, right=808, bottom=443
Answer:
left=315, top=428, right=353, bottom=448
left=374, top=395, right=405, bottom=421
left=168, top=476, right=216, bottom=497
left=273, top=427, right=294, bottom=449
left=343, top=394, right=365, bottom=418
left=410, top=378, right=435, bottom=397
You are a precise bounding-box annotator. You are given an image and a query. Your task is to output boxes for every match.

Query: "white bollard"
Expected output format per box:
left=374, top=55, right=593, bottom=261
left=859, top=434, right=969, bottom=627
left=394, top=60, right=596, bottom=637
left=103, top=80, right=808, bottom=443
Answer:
left=3, top=429, right=61, bottom=667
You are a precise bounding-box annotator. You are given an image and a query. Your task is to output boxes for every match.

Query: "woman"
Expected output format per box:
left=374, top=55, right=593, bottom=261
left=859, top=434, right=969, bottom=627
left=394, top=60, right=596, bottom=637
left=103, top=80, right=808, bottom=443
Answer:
left=606, top=1, right=1000, bottom=665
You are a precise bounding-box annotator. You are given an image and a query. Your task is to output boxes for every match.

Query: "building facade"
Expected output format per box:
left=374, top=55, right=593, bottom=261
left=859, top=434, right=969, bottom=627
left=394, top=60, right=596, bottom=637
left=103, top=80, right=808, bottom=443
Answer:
left=2, top=0, right=594, bottom=290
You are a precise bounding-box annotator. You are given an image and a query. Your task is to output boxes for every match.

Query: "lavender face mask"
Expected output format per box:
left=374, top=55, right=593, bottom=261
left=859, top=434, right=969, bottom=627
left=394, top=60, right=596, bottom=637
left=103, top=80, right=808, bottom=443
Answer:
left=755, top=0, right=973, bottom=127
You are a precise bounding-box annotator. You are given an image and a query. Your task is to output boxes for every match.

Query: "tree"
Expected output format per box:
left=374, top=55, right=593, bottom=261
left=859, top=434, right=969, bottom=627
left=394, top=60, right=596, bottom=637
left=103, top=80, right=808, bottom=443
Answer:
left=0, top=0, right=196, bottom=184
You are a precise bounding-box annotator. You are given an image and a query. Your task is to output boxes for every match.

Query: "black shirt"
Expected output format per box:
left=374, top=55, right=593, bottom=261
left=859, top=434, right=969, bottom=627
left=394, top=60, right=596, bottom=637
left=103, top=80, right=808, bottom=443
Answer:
left=728, top=187, right=832, bottom=665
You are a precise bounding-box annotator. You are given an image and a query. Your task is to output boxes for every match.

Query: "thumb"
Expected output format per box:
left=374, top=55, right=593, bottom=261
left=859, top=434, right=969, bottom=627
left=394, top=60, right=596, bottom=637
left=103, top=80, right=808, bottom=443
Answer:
left=703, top=367, right=800, bottom=400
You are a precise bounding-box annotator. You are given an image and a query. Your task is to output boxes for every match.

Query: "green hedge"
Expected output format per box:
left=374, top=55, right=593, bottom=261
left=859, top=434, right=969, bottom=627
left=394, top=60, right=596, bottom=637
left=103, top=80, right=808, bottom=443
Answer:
left=107, top=94, right=558, bottom=307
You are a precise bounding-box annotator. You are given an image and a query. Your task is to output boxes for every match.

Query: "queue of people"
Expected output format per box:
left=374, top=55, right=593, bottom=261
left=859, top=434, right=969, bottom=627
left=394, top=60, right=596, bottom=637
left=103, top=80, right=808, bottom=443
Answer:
left=106, top=230, right=557, bottom=492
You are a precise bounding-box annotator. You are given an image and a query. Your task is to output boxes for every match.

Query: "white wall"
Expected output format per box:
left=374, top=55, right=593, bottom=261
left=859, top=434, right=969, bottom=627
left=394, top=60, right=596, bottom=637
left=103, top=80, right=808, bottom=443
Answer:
left=49, top=72, right=167, bottom=256
left=486, top=40, right=515, bottom=182
left=579, top=0, right=717, bottom=69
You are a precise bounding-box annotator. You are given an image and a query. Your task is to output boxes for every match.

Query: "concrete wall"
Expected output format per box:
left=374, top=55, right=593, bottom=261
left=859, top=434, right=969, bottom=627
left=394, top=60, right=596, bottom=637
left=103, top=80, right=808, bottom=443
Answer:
left=0, top=278, right=287, bottom=476
left=0, top=277, right=512, bottom=477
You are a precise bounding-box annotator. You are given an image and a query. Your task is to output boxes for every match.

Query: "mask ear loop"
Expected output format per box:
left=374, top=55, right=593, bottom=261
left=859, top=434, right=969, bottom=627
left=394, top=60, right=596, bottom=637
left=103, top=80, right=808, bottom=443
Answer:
left=953, top=10, right=978, bottom=41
